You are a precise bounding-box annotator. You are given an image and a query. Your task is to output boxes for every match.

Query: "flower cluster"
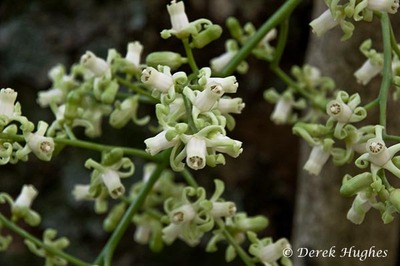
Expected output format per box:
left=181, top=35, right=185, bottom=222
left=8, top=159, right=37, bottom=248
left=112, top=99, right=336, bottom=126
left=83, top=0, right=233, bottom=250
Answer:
left=310, top=0, right=399, bottom=40
left=264, top=65, right=334, bottom=126
left=292, top=90, right=367, bottom=175
left=143, top=66, right=244, bottom=171
left=38, top=41, right=149, bottom=139
left=340, top=125, right=400, bottom=224
left=0, top=88, right=55, bottom=164
left=162, top=179, right=237, bottom=246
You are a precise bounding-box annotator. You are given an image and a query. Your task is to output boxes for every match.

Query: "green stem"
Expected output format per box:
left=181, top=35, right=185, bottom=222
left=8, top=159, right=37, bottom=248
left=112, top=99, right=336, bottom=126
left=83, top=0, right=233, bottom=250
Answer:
left=220, top=0, right=301, bottom=76
left=379, top=13, right=392, bottom=129
left=390, top=25, right=400, bottom=59
left=363, top=97, right=380, bottom=110
left=0, top=133, right=162, bottom=162
left=181, top=168, right=199, bottom=188
left=0, top=213, right=91, bottom=266
left=215, top=219, right=255, bottom=266
left=183, top=38, right=199, bottom=73
left=116, top=77, right=159, bottom=104
left=271, top=19, right=289, bottom=68
left=94, top=153, right=169, bottom=265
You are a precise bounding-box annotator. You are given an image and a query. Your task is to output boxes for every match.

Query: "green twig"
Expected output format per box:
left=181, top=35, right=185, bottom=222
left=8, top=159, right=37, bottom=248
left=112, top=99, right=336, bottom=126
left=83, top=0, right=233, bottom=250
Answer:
left=181, top=168, right=199, bottom=188
left=0, top=133, right=162, bottom=162
left=94, top=152, right=169, bottom=265
left=379, top=13, right=392, bottom=129
left=183, top=38, right=199, bottom=73
left=390, top=25, right=400, bottom=59
left=220, top=0, right=301, bottom=76
left=0, top=213, right=91, bottom=266
left=363, top=97, right=380, bottom=110
left=116, top=77, right=159, bottom=103
left=271, top=19, right=289, bottom=68
left=215, top=219, right=256, bottom=266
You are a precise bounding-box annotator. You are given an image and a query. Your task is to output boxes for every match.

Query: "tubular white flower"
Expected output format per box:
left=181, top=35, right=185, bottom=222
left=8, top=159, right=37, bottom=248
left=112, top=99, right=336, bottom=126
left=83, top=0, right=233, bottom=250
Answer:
left=125, top=41, right=143, bottom=67
left=141, top=67, right=174, bottom=93
left=366, top=138, right=390, bottom=166
left=354, top=59, right=383, bottom=85
left=207, top=76, right=238, bottom=93
left=144, top=130, right=178, bottom=156
left=347, top=192, right=372, bottom=224
left=253, top=238, right=291, bottom=265
left=162, top=223, right=183, bottom=244
left=14, top=185, right=38, bottom=208
left=271, top=97, right=292, bottom=125
left=208, top=132, right=243, bottom=158
left=72, top=185, right=91, bottom=201
left=134, top=224, right=151, bottom=244
left=101, top=168, right=125, bottom=199
left=186, top=136, right=207, bottom=170
left=211, top=201, right=237, bottom=218
left=167, top=0, right=190, bottom=34
left=193, top=83, right=223, bottom=112
left=170, top=204, right=196, bottom=224
left=25, top=121, right=55, bottom=161
left=217, top=98, right=245, bottom=114
left=309, top=9, right=339, bottom=37
left=37, top=88, right=64, bottom=107
left=0, top=88, right=18, bottom=117
left=210, top=51, right=236, bottom=73
left=80, top=51, right=110, bottom=77
left=326, top=100, right=353, bottom=123
left=367, top=0, right=399, bottom=13
left=303, top=145, right=330, bottom=175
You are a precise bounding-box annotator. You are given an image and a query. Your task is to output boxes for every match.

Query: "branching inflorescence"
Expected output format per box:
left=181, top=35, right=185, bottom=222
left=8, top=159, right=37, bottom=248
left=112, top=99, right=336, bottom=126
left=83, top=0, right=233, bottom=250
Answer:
left=2, top=0, right=400, bottom=265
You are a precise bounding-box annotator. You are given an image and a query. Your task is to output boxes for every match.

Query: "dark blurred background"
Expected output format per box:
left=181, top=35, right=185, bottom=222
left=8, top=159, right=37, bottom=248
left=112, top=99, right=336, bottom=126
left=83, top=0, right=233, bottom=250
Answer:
left=0, top=0, right=312, bottom=265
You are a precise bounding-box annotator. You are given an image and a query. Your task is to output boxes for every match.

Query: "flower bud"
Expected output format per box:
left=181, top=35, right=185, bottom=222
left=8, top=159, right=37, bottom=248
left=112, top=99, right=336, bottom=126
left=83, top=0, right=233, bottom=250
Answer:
left=80, top=51, right=110, bottom=77
left=146, top=52, right=187, bottom=70
left=190, top=24, right=222, bottom=49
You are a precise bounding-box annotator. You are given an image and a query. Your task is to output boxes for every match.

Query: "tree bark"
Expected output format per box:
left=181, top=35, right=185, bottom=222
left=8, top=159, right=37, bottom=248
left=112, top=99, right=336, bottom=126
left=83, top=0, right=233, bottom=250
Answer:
left=292, top=2, right=400, bottom=266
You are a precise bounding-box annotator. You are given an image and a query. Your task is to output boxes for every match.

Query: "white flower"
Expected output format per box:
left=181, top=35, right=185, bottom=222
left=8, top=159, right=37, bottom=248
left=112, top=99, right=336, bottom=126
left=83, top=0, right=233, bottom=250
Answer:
left=141, top=66, right=174, bottom=93
left=207, top=76, right=238, bottom=93
left=217, top=98, right=245, bottom=114
left=346, top=191, right=373, bottom=224
left=37, top=88, right=64, bottom=107
left=210, top=50, right=236, bottom=73
left=101, top=169, right=125, bottom=199
left=80, top=51, right=110, bottom=77
left=271, top=97, right=293, bottom=125
left=185, top=136, right=207, bottom=170
left=125, top=41, right=143, bottom=67
left=193, top=82, right=223, bottom=112
left=144, top=130, right=179, bottom=156
left=258, top=239, right=291, bottom=265
left=167, top=1, right=190, bottom=35
left=303, top=145, right=331, bottom=175
left=14, top=185, right=38, bottom=208
left=0, top=88, right=18, bottom=117
left=210, top=202, right=236, bottom=218
left=354, top=59, right=383, bottom=85
left=170, top=204, right=196, bottom=224
left=72, top=185, right=91, bottom=201
left=18, top=121, right=55, bottom=161
left=309, top=9, right=339, bottom=37
left=367, top=0, right=399, bottom=13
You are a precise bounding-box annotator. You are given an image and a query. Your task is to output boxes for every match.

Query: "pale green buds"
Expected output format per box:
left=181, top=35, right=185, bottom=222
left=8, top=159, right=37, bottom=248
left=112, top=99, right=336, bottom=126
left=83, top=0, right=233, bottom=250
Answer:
left=103, top=202, right=126, bottom=232
left=190, top=24, right=222, bottom=49
left=146, top=52, right=188, bottom=70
